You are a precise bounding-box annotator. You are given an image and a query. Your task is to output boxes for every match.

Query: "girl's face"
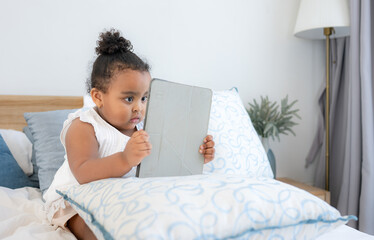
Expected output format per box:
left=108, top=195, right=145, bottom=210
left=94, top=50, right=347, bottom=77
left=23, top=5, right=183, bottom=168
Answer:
left=92, top=69, right=151, bottom=136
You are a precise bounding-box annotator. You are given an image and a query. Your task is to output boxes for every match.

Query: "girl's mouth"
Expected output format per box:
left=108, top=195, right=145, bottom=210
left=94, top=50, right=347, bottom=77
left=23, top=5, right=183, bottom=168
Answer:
left=130, top=117, right=140, bottom=123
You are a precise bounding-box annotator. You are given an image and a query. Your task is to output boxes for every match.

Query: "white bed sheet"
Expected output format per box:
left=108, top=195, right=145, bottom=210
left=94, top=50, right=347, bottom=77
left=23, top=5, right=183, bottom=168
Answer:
left=0, top=186, right=372, bottom=240
left=317, top=224, right=374, bottom=240
left=0, top=186, right=75, bottom=240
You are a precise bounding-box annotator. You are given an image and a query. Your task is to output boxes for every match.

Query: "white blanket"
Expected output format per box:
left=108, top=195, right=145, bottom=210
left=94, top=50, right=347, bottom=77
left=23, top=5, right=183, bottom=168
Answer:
left=0, top=187, right=75, bottom=240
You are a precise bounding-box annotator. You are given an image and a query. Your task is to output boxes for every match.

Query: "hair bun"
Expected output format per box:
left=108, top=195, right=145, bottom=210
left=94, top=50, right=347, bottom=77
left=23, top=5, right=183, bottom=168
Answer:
left=96, top=29, right=133, bottom=55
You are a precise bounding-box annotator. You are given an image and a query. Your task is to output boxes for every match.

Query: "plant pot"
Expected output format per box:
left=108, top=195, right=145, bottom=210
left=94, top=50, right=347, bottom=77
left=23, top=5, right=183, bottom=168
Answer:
left=261, top=137, right=276, bottom=178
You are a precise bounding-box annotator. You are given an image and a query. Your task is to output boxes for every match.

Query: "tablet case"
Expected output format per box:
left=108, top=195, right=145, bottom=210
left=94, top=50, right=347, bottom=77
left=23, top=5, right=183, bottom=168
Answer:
left=136, top=79, right=212, bottom=178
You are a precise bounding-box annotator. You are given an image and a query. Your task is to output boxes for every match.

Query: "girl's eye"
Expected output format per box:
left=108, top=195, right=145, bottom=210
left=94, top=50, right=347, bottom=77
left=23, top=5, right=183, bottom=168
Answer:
left=141, top=96, right=148, bottom=102
left=124, top=97, right=133, bottom=103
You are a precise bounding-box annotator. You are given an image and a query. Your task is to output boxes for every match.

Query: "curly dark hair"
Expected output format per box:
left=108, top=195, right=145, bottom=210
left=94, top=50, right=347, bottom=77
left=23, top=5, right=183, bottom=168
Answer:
left=86, top=29, right=150, bottom=93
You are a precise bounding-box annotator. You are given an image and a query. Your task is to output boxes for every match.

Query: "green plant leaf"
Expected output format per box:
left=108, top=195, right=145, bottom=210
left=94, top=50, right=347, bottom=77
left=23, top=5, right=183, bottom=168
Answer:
left=246, top=95, right=301, bottom=141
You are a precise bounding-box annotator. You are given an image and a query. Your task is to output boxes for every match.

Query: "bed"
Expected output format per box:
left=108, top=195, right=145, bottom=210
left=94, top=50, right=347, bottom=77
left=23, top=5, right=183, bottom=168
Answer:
left=0, top=92, right=372, bottom=240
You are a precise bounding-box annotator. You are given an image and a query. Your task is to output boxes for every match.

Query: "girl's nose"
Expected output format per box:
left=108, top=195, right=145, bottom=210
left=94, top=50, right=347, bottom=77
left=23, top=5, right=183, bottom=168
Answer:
left=132, top=101, right=142, bottom=112
left=133, top=105, right=139, bottom=112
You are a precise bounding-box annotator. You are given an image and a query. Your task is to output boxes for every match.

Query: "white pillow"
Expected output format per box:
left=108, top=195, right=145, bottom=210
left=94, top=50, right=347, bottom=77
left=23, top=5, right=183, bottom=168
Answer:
left=0, top=129, right=33, bottom=176
left=57, top=175, right=356, bottom=240
left=203, top=88, right=274, bottom=178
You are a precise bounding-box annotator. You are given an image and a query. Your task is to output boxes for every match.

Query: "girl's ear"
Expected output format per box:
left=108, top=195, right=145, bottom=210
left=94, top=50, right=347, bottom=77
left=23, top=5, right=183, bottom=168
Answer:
left=90, top=88, right=104, bottom=108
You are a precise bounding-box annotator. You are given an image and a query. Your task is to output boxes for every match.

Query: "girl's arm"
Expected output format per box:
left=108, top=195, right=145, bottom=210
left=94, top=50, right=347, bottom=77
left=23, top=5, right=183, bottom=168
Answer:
left=65, top=119, right=151, bottom=184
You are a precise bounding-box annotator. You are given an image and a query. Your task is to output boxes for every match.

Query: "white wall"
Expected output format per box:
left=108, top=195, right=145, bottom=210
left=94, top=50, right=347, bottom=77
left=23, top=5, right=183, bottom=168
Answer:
left=0, top=0, right=324, bottom=184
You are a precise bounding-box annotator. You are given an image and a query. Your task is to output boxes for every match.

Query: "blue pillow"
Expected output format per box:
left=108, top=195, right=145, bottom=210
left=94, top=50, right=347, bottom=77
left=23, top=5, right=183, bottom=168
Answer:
left=0, top=134, right=38, bottom=189
left=23, top=126, right=39, bottom=188
left=24, top=109, right=78, bottom=194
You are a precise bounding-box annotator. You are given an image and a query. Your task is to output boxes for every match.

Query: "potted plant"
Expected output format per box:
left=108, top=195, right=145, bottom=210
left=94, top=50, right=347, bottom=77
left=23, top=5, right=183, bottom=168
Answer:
left=246, top=95, right=301, bottom=177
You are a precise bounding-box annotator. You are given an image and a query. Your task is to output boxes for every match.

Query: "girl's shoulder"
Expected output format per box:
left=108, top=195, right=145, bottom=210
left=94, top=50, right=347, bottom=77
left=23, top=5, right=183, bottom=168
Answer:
left=64, top=117, right=96, bottom=143
left=60, top=107, right=98, bottom=144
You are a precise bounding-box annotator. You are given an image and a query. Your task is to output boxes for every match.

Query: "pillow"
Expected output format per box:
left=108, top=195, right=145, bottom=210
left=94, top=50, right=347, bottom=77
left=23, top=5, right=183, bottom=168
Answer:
left=57, top=175, right=356, bottom=240
left=0, top=129, right=33, bottom=176
left=0, top=134, right=38, bottom=189
left=24, top=109, right=78, bottom=194
left=23, top=126, right=40, bottom=187
left=204, top=88, right=273, bottom=178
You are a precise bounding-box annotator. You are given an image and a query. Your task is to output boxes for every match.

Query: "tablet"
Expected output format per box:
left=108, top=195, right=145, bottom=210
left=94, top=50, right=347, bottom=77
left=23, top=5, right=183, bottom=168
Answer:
left=136, top=79, right=212, bottom=178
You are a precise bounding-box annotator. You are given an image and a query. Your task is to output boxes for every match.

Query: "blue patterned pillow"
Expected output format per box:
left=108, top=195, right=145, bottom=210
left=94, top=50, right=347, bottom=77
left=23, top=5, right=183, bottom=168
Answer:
left=57, top=175, right=356, bottom=240
left=204, top=88, right=273, bottom=178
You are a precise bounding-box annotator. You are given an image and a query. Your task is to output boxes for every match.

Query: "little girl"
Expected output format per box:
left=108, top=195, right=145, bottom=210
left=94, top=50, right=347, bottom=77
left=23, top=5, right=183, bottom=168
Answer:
left=43, top=29, right=215, bottom=240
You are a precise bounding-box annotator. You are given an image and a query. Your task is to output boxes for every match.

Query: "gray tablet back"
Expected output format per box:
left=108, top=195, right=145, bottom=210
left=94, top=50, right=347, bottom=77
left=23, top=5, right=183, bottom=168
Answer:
left=136, top=79, right=212, bottom=178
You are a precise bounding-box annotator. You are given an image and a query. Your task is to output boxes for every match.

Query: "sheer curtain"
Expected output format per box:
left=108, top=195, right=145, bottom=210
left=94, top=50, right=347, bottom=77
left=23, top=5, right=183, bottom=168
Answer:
left=306, top=0, right=374, bottom=234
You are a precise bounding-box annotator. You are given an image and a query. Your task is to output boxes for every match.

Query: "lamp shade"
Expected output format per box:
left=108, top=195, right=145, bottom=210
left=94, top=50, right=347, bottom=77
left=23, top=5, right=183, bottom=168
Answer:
left=294, top=0, right=350, bottom=39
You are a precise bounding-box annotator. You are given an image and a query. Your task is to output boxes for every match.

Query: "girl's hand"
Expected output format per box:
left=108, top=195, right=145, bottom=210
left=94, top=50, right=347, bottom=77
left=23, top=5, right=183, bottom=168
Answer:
left=123, top=130, right=152, bottom=167
left=199, top=135, right=215, bottom=164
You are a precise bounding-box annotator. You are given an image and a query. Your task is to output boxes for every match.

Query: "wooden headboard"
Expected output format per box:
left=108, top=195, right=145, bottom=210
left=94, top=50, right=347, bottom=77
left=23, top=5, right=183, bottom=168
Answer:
left=0, top=95, right=83, bottom=131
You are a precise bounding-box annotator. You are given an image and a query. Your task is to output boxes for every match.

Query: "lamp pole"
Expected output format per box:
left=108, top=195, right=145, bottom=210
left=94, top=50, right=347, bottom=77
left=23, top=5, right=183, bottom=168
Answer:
left=324, top=27, right=332, bottom=191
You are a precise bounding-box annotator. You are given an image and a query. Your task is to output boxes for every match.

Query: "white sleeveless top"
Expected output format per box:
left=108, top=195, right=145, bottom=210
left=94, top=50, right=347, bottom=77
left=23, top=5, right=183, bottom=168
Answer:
left=43, top=107, right=142, bottom=221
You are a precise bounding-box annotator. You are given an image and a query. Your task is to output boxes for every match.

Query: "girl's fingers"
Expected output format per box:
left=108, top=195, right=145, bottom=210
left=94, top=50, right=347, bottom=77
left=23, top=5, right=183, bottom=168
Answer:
left=199, top=142, right=215, bottom=152
left=144, top=142, right=152, bottom=150
left=199, top=147, right=215, bottom=157
left=135, top=136, right=149, bottom=144
left=204, top=148, right=215, bottom=155
left=204, top=135, right=213, bottom=143
left=138, top=142, right=152, bottom=151
left=132, top=131, right=150, bottom=144
left=205, top=141, right=215, bottom=148
left=132, top=130, right=149, bottom=138
left=199, top=145, right=205, bottom=154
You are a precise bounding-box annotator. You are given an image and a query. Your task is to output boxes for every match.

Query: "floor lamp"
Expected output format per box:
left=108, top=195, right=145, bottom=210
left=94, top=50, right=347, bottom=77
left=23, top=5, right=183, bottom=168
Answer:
left=294, top=0, right=350, bottom=191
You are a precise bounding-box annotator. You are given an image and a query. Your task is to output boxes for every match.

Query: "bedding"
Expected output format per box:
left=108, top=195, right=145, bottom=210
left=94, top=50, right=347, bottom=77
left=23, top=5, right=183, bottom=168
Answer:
left=204, top=89, right=274, bottom=178
left=0, top=129, right=33, bottom=175
left=0, top=134, right=37, bottom=189
left=0, top=94, right=368, bottom=240
left=57, top=175, right=355, bottom=240
left=0, top=186, right=75, bottom=240
left=0, top=95, right=83, bottom=239
left=24, top=109, right=79, bottom=194
left=317, top=225, right=374, bottom=240
left=23, top=126, right=40, bottom=187
left=0, top=186, right=370, bottom=240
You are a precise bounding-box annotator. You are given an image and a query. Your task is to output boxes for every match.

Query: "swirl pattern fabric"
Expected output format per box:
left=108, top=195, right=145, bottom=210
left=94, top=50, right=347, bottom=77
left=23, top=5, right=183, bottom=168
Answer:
left=203, top=89, right=273, bottom=178
left=57, top=175, right=355, bottom=240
